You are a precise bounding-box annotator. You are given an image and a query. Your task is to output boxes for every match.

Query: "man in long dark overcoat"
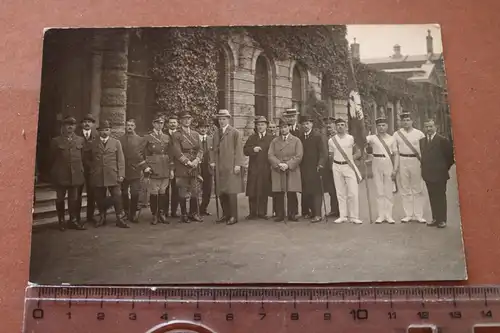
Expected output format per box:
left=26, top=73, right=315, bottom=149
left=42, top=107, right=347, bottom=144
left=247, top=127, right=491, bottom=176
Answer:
left=209, top=109, right=245, bottom=225
left=118, top=118, right=146, bottom=223
left=243, top=116, right=273, bottom=219
left=164, top=115, right=180, bottom=217
left=89, top=120, right=128, bottom=228
left=322, top=117, right=340, bottom=218
left=76, top=113, right=98, bottom=224
left=268, top=118, right=303, bottom=222
left=197, top=120, right=213, bottom=216
left=50, top=116, right=86, bottom=231
left=299, top=115, right=327, bottom=223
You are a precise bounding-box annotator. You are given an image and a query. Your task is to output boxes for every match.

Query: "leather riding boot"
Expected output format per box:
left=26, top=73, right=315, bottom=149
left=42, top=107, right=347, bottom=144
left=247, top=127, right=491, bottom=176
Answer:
left=68, top=199, right=86, bottom=230
left=116, top=212, right=130, bottom=228
left=130, top=194, right=139, bottom=223
left=55, top=201, right=66, bottom=231
left=158, top=194, right=169, bottom=224
left=150, top=194, right=158, bottom=225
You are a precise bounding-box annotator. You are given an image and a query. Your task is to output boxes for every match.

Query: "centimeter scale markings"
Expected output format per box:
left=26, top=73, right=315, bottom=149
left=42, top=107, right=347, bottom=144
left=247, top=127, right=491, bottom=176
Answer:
left=24, top=286, right=500, bottom=333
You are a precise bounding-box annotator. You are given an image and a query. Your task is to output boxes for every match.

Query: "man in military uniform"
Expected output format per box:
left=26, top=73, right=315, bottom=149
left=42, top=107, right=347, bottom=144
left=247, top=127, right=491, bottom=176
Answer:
left=50, top=116, right=86, bottom=231
left=322, top=117, right=340, bottom=218
left=141, top=114, right=174, bottom=225
left=268, top=118, right=303, bottom=222
left=164, top=115, right=180, bottom=217
left=118, top=118, right=147, bottom=223
left=172, top=112, right=204, bottom=223
left=243, top=116, right=274, bottom=219
left=76, top=113, right=98, bottom=224
left=393, top=112, right=426, bottom=223
left=197, top=120, right=213, bottom=216
left=89, top=120, right=128, bottom=228
left=299, top=115, right=327, bottom=223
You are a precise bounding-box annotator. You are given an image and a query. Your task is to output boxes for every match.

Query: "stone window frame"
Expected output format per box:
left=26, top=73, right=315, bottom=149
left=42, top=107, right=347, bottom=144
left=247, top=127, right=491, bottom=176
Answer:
left=216, top=43, right=236, bottom=117
left=289, top=61, right=308, bottom=115
left=250, top=51, right=276, bottom=121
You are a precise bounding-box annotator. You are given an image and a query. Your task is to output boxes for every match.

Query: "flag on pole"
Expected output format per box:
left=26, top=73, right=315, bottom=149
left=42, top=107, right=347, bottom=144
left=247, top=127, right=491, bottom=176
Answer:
left=346, top=52, right=367, bottom=150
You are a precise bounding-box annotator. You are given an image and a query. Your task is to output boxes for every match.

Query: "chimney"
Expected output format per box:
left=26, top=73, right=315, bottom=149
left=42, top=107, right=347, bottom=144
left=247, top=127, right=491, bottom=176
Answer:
left=392, top=44, right=402, bottom=58
left=350, top=38, right=360, bottom=60
left=426, top=29, right=434, bottom=55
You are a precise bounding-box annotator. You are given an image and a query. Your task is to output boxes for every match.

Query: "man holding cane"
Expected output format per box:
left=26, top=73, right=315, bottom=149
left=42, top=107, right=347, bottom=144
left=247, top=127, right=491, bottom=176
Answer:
left=268, top=118, right=303, bottom=222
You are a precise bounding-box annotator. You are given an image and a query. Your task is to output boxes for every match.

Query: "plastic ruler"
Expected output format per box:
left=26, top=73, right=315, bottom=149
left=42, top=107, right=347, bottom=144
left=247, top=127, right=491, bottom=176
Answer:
left=23, top=285, right=500, bottom=332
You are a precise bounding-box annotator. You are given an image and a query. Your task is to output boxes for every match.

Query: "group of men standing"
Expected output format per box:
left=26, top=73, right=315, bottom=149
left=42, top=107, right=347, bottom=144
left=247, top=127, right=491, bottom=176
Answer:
left=48, top=106, right=454, bottom=231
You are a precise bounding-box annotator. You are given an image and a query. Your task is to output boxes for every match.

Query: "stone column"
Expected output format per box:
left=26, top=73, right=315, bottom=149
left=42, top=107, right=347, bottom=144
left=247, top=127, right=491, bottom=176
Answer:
left=90, top=33, right=104, bottom=122
left=99, top=29, right=129, bottom=137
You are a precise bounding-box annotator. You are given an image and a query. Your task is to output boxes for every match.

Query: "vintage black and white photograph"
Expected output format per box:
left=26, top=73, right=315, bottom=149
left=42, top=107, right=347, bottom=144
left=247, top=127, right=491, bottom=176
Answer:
left=30, top=24, right=466, bottom=284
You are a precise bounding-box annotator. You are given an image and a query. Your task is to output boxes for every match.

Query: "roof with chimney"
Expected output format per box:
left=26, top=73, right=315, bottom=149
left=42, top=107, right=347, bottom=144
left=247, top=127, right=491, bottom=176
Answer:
left=351, top=30, right=443, bottom=86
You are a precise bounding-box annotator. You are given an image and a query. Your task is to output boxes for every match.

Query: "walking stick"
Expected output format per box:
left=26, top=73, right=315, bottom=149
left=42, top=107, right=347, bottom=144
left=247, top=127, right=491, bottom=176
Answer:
left=213, top=167, right=220, bottom=221
left=319, top=172, right=328, bottom=223
left=363, top=156, right=373, bottom=224
left=283, top=170, right=288, bottom=224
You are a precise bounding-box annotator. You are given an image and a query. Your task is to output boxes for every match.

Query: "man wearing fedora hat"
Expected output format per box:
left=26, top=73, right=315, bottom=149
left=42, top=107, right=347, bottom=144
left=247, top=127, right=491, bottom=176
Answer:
left=141, top=114, right=174, bottom=225
left=243, top=116, right=274, bottom=219
left=299, top=115, right=327, bottom=223
left=197, top=119, right=214, bottom=216
left=49, top=116, right=87, bottom=231
left=76, top=113, right=98, bottom=224
left=282, top=108, right=301, bottom=137
left=209, top=109, right=245, bottom=225
left=89, top=120, right=129, bottom=228
left=171, top=111, right=204, bottom=223
left=268, top=118, right=303, bottom=222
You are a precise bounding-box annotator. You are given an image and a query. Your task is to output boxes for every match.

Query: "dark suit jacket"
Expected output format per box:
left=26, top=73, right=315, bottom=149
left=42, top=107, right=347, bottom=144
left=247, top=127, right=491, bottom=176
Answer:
left=299, top=130, right=327, bottom=195
left=89, top=137, right=125, bottom=187
left=76, top=128, right=99, bottom=171
left=419, top=133, right=454, bottom=183
left=118, top=133, right=147, bottom=180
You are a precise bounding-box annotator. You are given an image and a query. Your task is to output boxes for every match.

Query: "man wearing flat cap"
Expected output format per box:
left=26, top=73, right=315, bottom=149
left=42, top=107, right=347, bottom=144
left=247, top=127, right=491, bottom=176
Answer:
left=140, top=114, right=174, bottom=225
left=299, top=115, right=327, bottom=223
left=171, top=111, right=204, bottom=223
left=89, top=120, right=128, bottom=228
left=76, top=113, right=98, bottom=224
left=197, top=120, right=214, bottom=216
left=243, top=116, right=274, bottom=219
left=268, top=118, right=303, bottom=222
left=49, top=116, right=86, bottom=231
left=393, top=112, right=426, bottom=223
left=366, top=117, right=397, bottom=224
left=118, top=118, right=147, bottom=223
left=209, top=109, right=245, bottom=225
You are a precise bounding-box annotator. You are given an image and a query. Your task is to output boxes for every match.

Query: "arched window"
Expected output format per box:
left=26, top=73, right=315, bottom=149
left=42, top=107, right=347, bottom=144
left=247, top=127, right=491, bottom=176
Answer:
left=216, top=49, right=227, bottom=110
left=292, top=65, right=304, bottom=114
left=254, top=55, right=269, bottom=118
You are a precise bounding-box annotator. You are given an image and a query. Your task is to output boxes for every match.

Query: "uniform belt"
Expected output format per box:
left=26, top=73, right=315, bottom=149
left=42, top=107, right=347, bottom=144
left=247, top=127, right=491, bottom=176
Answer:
left=333, top=160, right=349, bottom=165
left=400, top=153, right=417, bottom=157
left=373, top=154, right=386, bottom=158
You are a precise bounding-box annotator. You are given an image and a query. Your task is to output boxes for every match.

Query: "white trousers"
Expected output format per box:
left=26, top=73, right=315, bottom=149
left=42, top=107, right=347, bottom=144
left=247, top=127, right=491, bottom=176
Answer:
left=372, top=157, right=394, bottom=220
left=332, top=163, right=359, bottom=219
left=399, top=156, right=424, bottom=219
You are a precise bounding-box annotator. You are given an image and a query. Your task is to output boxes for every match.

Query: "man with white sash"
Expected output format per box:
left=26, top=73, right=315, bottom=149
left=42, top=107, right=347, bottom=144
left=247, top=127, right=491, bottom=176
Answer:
left=366, top=117, right=396, bottom=224
left=393, top=112, right=426, bottom=223
left=328, top=118, right=362, bottom=224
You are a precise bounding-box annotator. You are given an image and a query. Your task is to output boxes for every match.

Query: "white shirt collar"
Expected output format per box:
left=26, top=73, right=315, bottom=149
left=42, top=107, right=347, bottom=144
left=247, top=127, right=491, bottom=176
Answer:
left=305, top=129, right=312, bottom=136
left=221, top=124, right=229, bottom=133
left=100, top=136, right=109, bottom=143
left=154, top=129, right=162, bottom=136
left=428, top=132, right=437, bottom=140
left=282, top=134, right=289, bottom=141
left=200, top=134, right=207, bottom=140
